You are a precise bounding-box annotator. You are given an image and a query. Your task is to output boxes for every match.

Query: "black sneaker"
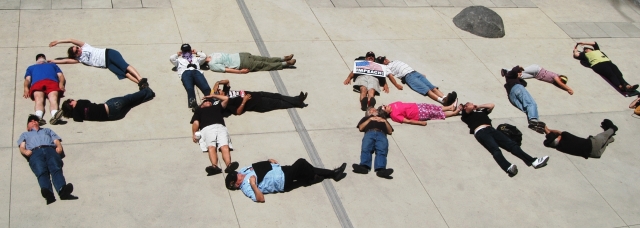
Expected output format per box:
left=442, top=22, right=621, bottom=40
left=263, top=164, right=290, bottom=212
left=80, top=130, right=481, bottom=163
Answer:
left=376, top=168, right=394, bottom=178
left=360, top=98, right=367, bottom=111
left=38, top=119, right=47, bottom=126
left=138, top=78, right=149, bottom=91
left=50, top=111, right=64, bottom=125
left=527, top=120, right=545, bottom=134
left=59, top=183, right=78, bottom=200
left=205, top=166, right=222, bottom=176
left=506, top=164, right=518, bottom=177
left=368, top=97, right=376, bottom=108
left=225, top=162, right=239, bottom=173
left=41, top=188, right=56, bottom=205
left=171, top=66, right=178, bottom=72
left=600, top=119, right=618, bottom=132
left=443, top=91, right=458, bottom=106
left=332, top=163, right=347, bottom=181
left=188, top=98, right=198, bottom=112
left=352, top=164, right=369, bottom=174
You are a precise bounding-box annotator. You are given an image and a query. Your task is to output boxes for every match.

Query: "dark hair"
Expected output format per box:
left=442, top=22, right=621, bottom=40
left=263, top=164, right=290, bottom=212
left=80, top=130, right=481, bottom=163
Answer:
left=35, top=53, right=46, bottom=61
left=61, top=99, right=74, bottom=119
left=506, top=66, right=523, bottom=78
left=67, top=46, right=77, bottom=59
left=377, top=106, right=389, bottom=119
left=375, top=56, right=386, bottom=64
left=27, top=114, right=40, bottom=125
left=225, top=171, right=238, bottom=190
left=365, top=51, right=375, bottom=58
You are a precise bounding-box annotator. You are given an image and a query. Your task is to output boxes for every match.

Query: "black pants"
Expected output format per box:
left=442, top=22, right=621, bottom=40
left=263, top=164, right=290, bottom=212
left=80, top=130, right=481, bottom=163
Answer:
left=281, top=159, right=333, bottom=191
left=249, top=92, right=301, bottom=113
left=105, top=87, right=155, bottom=120
left=474, top=127, right=535, bottom=172
left=591, top=61, right=629, bottom=89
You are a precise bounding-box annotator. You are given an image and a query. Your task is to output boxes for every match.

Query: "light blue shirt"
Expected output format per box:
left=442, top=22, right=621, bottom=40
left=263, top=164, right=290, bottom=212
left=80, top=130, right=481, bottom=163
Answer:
left=16, top=128, right=62, bottom=150
left=238, top=164, right=286, bottom=202
left=208, top=53, right=241, bottom=72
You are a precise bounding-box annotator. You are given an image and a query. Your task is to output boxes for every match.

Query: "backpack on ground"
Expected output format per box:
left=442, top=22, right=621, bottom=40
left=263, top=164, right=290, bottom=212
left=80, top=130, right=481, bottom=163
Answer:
left=497, top=123, right=523, bottom=146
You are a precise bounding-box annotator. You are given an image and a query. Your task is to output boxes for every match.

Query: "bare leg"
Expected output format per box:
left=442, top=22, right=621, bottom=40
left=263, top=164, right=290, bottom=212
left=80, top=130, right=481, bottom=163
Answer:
left=367, top=88, right=375, bottom=101
left=207, top=146, right=219, bottom=167
left=125, top=66, right=143, bottom=83
left=359, top=86, right=367, bottom=101
left=33, top=91, right=45, bottom=115
left=432, top=88, right=445, bottom=98
left=219, top=145, right=231, bottom=166
left=47, top=91, right=59, bottom=112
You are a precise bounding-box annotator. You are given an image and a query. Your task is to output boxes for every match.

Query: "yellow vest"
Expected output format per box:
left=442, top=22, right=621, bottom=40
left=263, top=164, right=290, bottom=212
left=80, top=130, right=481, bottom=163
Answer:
left=585, top=50, right=610, bottom=66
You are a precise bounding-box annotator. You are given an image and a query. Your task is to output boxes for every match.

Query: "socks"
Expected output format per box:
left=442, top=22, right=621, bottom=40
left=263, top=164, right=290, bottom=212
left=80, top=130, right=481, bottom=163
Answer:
left=51, top=110, right=58, bottom=117
left=35, top=110, right=44, bottom=118
left=281, top=62, right=287, bottom=66
left=437, top=97, right=444, bottom=103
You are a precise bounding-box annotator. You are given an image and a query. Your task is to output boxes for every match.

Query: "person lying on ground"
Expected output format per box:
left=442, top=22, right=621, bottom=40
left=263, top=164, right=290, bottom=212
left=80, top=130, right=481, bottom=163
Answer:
left=542, top=120, right=617, bottom=159
left=501, top=64, right=573, bottom=95
left=573, top=41, right=638, bottom=92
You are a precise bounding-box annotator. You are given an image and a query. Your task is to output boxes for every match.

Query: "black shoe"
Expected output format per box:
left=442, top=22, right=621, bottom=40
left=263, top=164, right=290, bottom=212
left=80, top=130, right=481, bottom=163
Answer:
left=59, top=184, right=78, bottom=200
left=627, top=84, right=639, bottom=92
left=528, top=120, right=545, bottom=134
left=200, top=64, right=210, bottom=71
left=225, top=162, right=239, bottom=173
left=188, top=98, right=198, bottom=112
left=50, top=111, right=64, bottom=125
left=360, top=98, right=367, bottom=111
left=443, top=92, right=457, bottom=106
left=38, top=119, right=47, bottom=126
left=368, top=97, right=376, bottom=108
left=352, top=164, right=369, bottom=174
left=205, top=166, right=222, bottom=176
left=506, top=164, right=518, bottom=177
left=333, top=163, right=347, bottom=181
left=41, top=188, right=56, bottom=205
left=299, top=91, right=308, bottom=107
left=171, top=66, right=178, bottom=72
left=601, top=119, right=618, bottom=132
left=376, top=168, right=394, bottom=178
left=138, top=78, right=149, bottom=91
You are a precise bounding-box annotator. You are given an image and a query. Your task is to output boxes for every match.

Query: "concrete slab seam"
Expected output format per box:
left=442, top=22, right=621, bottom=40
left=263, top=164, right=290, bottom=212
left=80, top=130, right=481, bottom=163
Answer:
left=8, top=9, right=21, bottom=228
left=236, top=0, right=354, bottom=227
left=388, top=135, right=452, bottom=227
left=563, top=152, right=629, bottom=226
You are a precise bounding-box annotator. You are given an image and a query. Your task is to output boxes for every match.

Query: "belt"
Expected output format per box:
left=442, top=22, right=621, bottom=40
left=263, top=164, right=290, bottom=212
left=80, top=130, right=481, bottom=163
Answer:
left=366, top=128, right=384, bottom=133
left=32, top=145, right=54, bottom=150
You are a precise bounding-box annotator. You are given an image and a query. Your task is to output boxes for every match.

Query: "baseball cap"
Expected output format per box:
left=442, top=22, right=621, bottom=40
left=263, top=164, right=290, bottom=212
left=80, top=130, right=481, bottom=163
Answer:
left=365, top=51, right=375, bottom=58
left=181, top=44, right=192, bottom=53
left=225, top=171, right=238, bottom=190
left=35, top=53, right=46, bottom=61
left=375, top=56, right=386, bottom=64
left=27, top=115, right=40, bottom=125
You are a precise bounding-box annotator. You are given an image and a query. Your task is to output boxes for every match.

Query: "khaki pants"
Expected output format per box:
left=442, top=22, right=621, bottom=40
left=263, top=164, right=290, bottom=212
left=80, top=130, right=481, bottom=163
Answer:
left=589, top=129, right=615, bottom=158
left=238, top=53, right=283, bottom=71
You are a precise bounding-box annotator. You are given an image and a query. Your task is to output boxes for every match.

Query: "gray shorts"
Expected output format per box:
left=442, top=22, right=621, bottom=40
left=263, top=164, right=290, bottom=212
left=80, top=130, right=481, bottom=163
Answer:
left=353, top=75, right=381, bottom=93
left=201, top=124, right=230, bottom=150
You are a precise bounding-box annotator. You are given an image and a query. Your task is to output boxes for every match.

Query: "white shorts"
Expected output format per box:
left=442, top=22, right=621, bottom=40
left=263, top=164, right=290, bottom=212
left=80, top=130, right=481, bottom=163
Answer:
left=200, top=124, right=230, bottom=151
left=353, top=75, right=381, bottom=93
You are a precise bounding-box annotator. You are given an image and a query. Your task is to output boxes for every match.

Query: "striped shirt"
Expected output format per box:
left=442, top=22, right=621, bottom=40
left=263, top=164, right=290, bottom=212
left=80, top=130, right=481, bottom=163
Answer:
left=386, top=60, right=415, bottom=78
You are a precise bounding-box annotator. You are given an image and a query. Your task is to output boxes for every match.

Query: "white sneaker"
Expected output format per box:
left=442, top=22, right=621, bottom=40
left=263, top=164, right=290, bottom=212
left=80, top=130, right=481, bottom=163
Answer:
left=507, top=164, right=518, bottom=177
left=531, top=156, right=549, bottom=169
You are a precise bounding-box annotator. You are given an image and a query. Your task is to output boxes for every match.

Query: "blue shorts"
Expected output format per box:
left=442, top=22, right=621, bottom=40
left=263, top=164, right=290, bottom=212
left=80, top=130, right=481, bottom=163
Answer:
left=404, top=71, right=436, bottom=95
left=105, top=49, right=130, bottom=80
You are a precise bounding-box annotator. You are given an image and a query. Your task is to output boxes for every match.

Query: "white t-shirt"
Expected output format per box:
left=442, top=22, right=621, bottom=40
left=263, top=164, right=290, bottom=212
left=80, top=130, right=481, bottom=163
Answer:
left=387, top=60, right=415, bottom=78
left=77, top=43, right=106, bottom=68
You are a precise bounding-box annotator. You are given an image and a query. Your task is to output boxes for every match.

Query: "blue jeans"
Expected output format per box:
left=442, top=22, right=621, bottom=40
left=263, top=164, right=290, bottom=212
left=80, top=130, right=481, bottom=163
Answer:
left=28, top=146, right=66, bottom=194
left=181, top=70, right=211, bottom=105
left=360, top=131, right=389, bottom=170
left=105, top=87, right=155, bottom=120
left=508, top=84, right=539, bottom=120
left=405, top=71, right=436, bottom=95
left=105, top=49, right=130, bottom=80
left=474, top=127, right=535, bottom=172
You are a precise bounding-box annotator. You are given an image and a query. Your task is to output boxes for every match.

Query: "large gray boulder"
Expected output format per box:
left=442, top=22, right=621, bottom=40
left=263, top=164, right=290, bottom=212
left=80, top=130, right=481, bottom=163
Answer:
left=453, top=6, right=505, bottom=38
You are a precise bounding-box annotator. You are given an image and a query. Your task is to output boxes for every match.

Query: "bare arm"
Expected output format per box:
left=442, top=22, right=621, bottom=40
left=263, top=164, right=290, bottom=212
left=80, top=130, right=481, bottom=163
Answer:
left=23, top=76, right=31, bottom=99
left=357, top=118, right=372, bottom=132
left=19, top=142, right=32, bottom=157
left=191, top=120, right=199, bottom=143
left=477, top=103, right=495, bottom=113
left=53, top=139, right=63, bottom=154
left=387, top=75, right=403, bottom=90
left=224, top=68, right=249, bottom=74
left=48, top=59, right=80, bottom=64
left=250, top=176, right=265, bottom=203
left=630, top=97, right=640, bottom=109
left=49, top=39, right=85, bottom=47
left=553, top=76, right=573, bottom=95
left=402, top=118, right=427, bottom=126
left=577, top=41, right=596, bottom=46
left=544, top=126, right=563, bottom=135
left=343, top=72, right=354, bottom=85
left=235, top=94, right=251, bottom=115
left=213, top=79, right=230, bottom=91
left=206, top=94, right=229, bottom=108
left=57, top=73, right=66, bottom=92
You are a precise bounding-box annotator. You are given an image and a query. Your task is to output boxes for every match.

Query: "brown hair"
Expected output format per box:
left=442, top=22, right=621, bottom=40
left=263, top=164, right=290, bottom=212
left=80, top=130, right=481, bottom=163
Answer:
left=61, top=99, right=74, bottom=118
left=67, top=46, right=77, bottom=59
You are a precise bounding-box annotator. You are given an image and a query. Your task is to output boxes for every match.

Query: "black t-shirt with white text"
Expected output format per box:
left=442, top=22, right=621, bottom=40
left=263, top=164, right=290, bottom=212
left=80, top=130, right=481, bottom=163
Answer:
left=190, top=102, right=225, bottom=129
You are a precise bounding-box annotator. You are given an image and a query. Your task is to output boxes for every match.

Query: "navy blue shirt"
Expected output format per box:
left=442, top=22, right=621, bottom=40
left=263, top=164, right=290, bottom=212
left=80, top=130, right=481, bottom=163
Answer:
left=16, top=128, right=62, bottom=150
